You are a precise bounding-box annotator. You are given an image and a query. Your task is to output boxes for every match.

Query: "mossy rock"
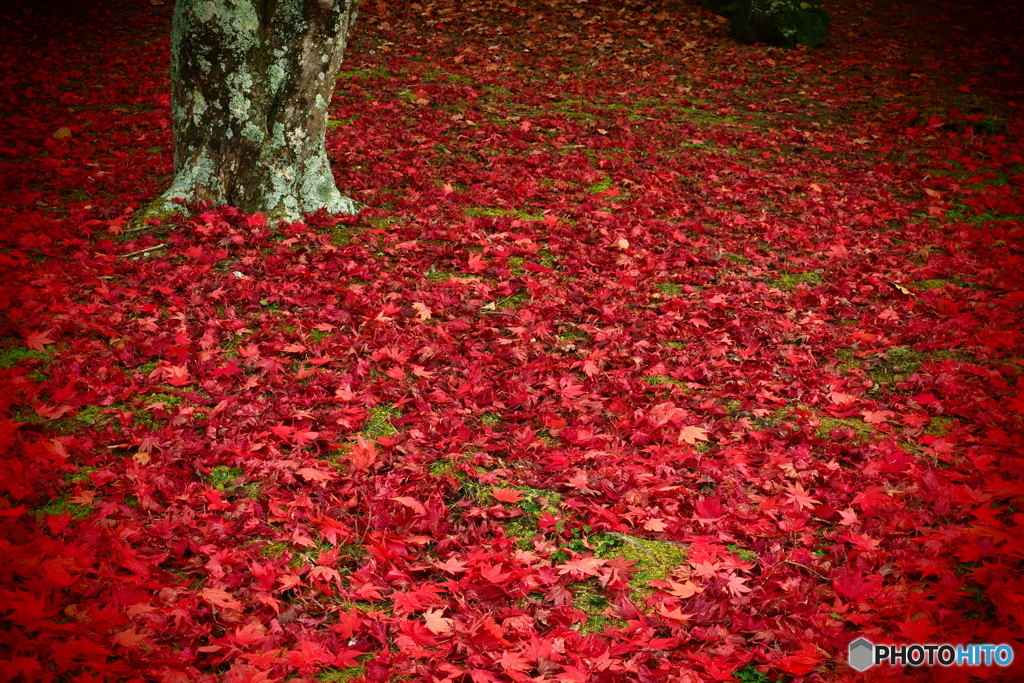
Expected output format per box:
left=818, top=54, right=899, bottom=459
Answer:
left=724, top=0, right=830, bottom=48
left=911, top=107, right=1008, bottom=135
left=702, top=0, right=750, bottom=19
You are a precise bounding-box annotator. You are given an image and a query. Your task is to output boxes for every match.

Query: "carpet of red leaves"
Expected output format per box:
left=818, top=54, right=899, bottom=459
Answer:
left=2, top=1, right=1023, bottom=682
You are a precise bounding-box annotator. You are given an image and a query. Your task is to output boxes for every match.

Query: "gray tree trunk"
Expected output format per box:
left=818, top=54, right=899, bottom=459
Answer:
left=161, top=0, right=359, bottom=220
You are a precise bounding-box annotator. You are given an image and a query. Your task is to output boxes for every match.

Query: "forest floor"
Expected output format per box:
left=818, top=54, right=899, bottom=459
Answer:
left=1, top=0, right=1023, bottom=681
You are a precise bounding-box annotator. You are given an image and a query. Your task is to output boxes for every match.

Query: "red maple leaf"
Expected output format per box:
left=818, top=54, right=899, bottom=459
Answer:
left=432, top=557, right=468, bottom=574
left=202, top=587, right=242, bottom=611
left=778, top=642, right=821, bottom=676
left=722, top=572, right=752, bottom=598
left=295, top=467, right=335, bottom=485
left=390, top=496, right=426, bottom=515
left=165, top=365, right=191, bottom=386
left=783, top=482, right=820, bottom=510
left=347, top=436, right=377, bottom=472
left=465, top=252, right=486, bottom=273
left=664, top=580, right=702, bottom=598
left=556, top=556, right=606, bottom=579
left=861, top=409, right=895, bottom=424
left=492, top=487, right=524, bottom=503
left=498, top=649, right=532, bottom=677
left=423, top=608, right=453, bottom=635
left=678, top=425, right=709, bottom=445
left=693, top=495, right=725, bottom=523
left=24, top=330, right=55, bottom=351
left=1006, top=390, right=1024, bottom=416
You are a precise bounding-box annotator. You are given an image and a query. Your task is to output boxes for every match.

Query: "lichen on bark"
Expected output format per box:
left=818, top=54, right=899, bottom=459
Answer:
left=161, top=0, right=360, bottom=221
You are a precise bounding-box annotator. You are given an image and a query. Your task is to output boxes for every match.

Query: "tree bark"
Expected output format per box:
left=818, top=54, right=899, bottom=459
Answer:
left=162, top=0, right=359, bottom=220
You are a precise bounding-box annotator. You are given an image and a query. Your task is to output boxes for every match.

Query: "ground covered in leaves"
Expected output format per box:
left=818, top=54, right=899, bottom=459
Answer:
left=2, top=0, right=1023, bottom=681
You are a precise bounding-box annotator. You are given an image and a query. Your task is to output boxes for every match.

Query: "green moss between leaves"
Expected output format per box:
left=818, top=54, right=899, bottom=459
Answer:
left=323, top=221, right=361, bottom=247
left=130, top=360, right=160, bottom=377
left=643, top=375, right=689, bottom=389
left=210, top=465, right=244, bottom=492
left=425, top=268, right=463, bottom=283
left=35, top=497, right=96, bottom=519
left=75, top=406, right=106, bottom=425
left=924, top=416, right=953, bottom=437
left=833, top=348, right=861, bottom=374
left=315, top=667, right=364, bottom=683
left=867, top=345, right=925, bottom=387
left=596, top=533, right=689, bottom=604
left=504, top=487, right=562, bottom=548
left=0, top=341, right=51, bottom=368
left=571, top=579, right=622, bottom=634
left=557, top=328, right=591, bottom=345
left=773, top=270, right=823, bottom=291
left=336, top=65, right=391, bottom=81
left=308, top=328, right=332, bottom=343
left=813, top=414, right=876, bottom=442
left=586, top=175, right=613, bottom=194
left=727, top=544, right=758, bottom=563
left=464, top=206, right=545, bottom=221
left=497, top=290, right=531, bottom=310
left=139, top=392, right=184, bottom=407
left=129, top=198, right=187, bottom=230
left=363, top=404, right=399, bottom=440
left=428, top=458, right=457, bottom=478
left=258, top=540, right=290, bottom=559
left=721, top=252, right=750, bottom=265
left=733, top=664, right=772, bottom=683
left=64, top=466, right=98, bottom=483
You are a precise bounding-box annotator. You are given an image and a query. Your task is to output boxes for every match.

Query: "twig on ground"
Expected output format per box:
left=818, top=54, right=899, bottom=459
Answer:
left=123, top=223, right=164, bottom=234
left=117, top=243, right=167, bottom=258
left=785, top=560, right=828, bottom=580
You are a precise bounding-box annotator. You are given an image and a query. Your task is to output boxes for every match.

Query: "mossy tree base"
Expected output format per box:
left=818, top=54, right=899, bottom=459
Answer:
left=164, top=0, right=361, bottom=221
left=703, top=0, right=830, bottom=48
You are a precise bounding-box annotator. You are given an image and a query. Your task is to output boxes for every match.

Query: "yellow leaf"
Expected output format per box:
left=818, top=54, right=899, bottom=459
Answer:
left=643, top=518, right=667, bottom=532
left=423, top=608, right=453, bottom=635
left=678, top=425, right=709, bottom=445
left=412, top=302, right=432, bottom=322
left=202, top=587, right=242, bottom=611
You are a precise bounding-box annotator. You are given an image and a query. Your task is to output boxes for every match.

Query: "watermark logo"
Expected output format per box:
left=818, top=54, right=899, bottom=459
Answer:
left=848, top=638, right=874, bottom=672
left=849, top=638, right=1015, bottom=671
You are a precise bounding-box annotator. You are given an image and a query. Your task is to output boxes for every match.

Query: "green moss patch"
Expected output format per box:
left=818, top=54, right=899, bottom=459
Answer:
left=315, top=667, right=364, bottom=683
left=209, top=465, right=244, bottom=492
left=772, top=270, right=823, bottom=291
left=363, top=404, right=399, bottom=440
left=721, top=252, right=751, bottom=265
left=138, top=392, right=184, bottom=407
left=571, top=579, right=622, bottom=634
left=464, top=206, right=545, bottom=221
left=600, top=533, right=689, bottom=603
left=733, top=664, right=772, bottom=683
left=865, top=345, right=925, bottom=387
left=643, top=375, right=689, bottom=389
left=586, top=174, right=613, bottom=194
left=35, top=497, right=96, bottom=519
left=0, top=340, right=51, bottom=368
left=924, top=416, right=954, bottom=437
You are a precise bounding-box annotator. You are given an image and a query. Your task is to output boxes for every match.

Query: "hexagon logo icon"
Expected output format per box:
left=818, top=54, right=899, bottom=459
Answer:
left=848, top=638, right=875, bottom=672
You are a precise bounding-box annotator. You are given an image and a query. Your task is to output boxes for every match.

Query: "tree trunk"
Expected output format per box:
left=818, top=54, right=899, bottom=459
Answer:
left=162, top=0, right=359, bottom=220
